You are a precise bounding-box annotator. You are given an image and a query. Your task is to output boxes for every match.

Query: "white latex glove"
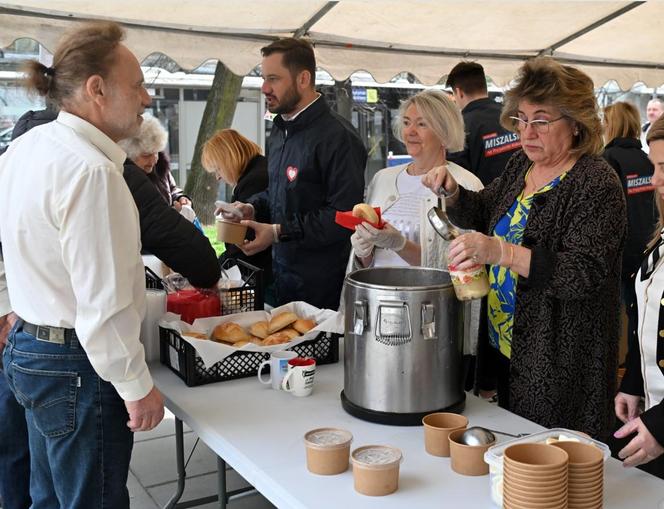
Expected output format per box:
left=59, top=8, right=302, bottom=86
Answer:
left=351, top=229, right=374, bottom=258
left=358, top=222, right=407, bottom=252
left=215, top=201, right=254, bottom=222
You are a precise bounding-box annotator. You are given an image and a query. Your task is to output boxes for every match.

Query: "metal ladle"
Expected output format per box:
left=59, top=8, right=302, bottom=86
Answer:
left=427, top=205, right=460, bottom=241
left=427, top=186, right=460, bottom=241
left=460, top=426, right=530, bottom=446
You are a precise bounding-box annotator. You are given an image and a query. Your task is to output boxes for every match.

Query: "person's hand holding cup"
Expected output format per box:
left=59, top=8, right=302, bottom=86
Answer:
left=281, top=357, right=316, bottom=397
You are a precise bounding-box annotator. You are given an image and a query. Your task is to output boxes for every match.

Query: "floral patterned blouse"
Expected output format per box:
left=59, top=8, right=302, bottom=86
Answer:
left=488, top=166, right=567, bottom=358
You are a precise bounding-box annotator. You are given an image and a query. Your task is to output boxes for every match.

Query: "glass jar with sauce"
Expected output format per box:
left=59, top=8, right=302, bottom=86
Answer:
left=447, top=262, right=490, bottom=301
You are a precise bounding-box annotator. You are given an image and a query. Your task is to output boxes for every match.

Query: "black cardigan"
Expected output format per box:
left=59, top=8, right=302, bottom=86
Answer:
left=124, top=163, right=220, bottom=288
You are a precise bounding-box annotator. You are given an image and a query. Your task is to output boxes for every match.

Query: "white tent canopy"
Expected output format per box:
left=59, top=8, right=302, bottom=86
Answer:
left=1, top=0, right=663, bottom=89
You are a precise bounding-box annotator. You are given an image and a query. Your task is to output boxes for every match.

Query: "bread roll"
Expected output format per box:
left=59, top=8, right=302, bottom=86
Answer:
left=234, top=336, right=264, bottom=348
left=268, top=311, right=298, bottom=334
left=212, top=322, right=251, bottom=344
left=249, top=321, right=269, bottom=339
left=292, top=318, right=316, bottom=334
left=281, top=328, right=301, bottom=340
left=352, top=203, right=378, bottom=224
left=262, top=331, right=292, bottom=345
left=182, top=331, right=208, bottom=339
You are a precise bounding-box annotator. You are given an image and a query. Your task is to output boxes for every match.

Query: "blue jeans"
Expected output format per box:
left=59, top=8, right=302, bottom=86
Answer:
left=3, top=323, right=134, bottom=509
left=0, top=363, right=31, bottom=509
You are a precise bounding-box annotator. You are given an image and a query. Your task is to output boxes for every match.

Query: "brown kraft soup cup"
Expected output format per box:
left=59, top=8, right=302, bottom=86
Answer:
left=303, top=428, right=353, bottom=475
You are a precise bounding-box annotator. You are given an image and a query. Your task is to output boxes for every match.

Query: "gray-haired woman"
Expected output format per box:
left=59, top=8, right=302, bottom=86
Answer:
left=119, top=115, right=191, bottom=210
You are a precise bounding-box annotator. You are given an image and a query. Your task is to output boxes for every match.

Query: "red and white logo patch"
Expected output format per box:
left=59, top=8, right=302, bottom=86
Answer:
left=286, top=165, right=298, bottom=182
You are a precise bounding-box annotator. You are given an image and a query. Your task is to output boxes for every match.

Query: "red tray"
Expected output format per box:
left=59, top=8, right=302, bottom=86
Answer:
left=335, top=207, right=385, bottom=231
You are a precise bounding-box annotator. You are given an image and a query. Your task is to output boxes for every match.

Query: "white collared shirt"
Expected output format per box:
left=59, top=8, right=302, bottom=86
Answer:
left=0, top=111, right=152, bottom=401
left=280, top=93, right=321, bottom=122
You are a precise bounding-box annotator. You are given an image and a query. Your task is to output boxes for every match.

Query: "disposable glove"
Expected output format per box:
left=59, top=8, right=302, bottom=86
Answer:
left=357, top=222, right=407, bottom=252
left=351, top=228, right=374, bottom=258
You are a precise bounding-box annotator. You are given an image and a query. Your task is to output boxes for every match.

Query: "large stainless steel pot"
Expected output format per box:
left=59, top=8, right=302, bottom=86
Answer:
left=341, top=267, right=466, bottom=425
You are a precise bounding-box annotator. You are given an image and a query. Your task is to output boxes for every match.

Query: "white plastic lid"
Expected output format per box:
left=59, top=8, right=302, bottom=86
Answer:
left=351, top=445, right=403, bottom=469
left=304, top=428, right=353, bottom=450
left=484, top=428, right=611, bottom=469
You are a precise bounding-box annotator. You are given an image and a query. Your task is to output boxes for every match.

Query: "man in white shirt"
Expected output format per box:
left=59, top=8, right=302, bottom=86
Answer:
left=0, top=22, right=163, bottom=508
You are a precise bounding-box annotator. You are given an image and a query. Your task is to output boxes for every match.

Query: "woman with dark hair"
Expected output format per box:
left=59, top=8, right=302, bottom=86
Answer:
left=423, top=57, right=626, bottom=440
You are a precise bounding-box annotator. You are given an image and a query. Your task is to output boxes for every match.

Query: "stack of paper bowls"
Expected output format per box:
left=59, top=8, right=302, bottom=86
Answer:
left=503, top=443, right=569, bottom=509
left=551, top=441, right=604, bottom=508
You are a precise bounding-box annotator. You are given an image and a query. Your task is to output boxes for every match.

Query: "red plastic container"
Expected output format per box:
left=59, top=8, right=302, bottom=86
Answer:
left=166, top=290, right=220, bottom=324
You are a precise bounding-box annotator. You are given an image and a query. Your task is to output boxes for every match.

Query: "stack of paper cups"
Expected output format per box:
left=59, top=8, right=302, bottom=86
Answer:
left=503, top=443, right=569, bottom=509
left=141, top=288, right=167, bottom=362
left=551, top=441, right=604, bottom=508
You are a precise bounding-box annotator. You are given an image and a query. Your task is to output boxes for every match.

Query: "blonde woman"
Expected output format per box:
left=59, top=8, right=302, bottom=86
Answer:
left=202, top=129, right=270, bottom=279
left=347, top=89, right=483, bottom=364
left=602, top=102, right=657, bottom=286
left=614, top=116, right=664, bottom=478
left=349, top=89, right=483, bottom=270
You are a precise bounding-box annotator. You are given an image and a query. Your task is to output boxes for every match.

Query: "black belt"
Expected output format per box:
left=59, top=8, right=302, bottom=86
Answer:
left=22, top=322, right=78, bottom=344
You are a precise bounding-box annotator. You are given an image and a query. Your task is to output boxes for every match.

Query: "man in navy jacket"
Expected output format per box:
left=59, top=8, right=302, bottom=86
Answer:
left=234, top=38, right=367, bottom=309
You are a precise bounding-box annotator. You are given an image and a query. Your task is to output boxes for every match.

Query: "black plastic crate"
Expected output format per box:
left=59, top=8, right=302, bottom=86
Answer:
left=145, top=266, right=164, bottom=290
left=219, top=258, right=264, bottom=314
left=159, top=327, right=340, bottom=387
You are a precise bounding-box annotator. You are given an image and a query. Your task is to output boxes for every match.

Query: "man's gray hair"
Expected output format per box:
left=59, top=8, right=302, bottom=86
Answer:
left=118, top=114, right=167, bottom=159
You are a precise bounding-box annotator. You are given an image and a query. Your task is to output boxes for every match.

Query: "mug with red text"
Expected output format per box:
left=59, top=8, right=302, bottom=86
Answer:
left=281, top=357, right=316, bottom=397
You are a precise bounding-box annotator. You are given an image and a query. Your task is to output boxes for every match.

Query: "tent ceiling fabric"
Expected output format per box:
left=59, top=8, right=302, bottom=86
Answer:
left=1, top=0, right=662, bottom=88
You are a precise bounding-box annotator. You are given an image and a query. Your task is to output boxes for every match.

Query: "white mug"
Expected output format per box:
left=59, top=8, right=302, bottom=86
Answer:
left=257, top=351, right=298, bottom=390
left=281, top=357, right=316, bottom=397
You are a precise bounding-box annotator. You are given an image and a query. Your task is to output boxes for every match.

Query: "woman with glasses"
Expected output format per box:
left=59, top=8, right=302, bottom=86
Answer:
left=423, top=57, right=626, bottom=440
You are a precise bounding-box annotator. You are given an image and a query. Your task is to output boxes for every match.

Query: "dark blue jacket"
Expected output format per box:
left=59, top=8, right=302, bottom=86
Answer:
left=250, top=97, right=367, bottom=309
left=448, top=97, right=521, bottom=186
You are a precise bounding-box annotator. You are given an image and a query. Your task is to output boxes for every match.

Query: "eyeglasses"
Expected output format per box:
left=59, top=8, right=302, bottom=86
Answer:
left=509, top=115, right=566, bottom=134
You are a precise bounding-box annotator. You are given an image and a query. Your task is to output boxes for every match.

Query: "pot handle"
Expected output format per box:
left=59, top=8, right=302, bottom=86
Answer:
left=353, top=300, right=368, bottom=335
left=421, top=302, right=436, bottom=340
